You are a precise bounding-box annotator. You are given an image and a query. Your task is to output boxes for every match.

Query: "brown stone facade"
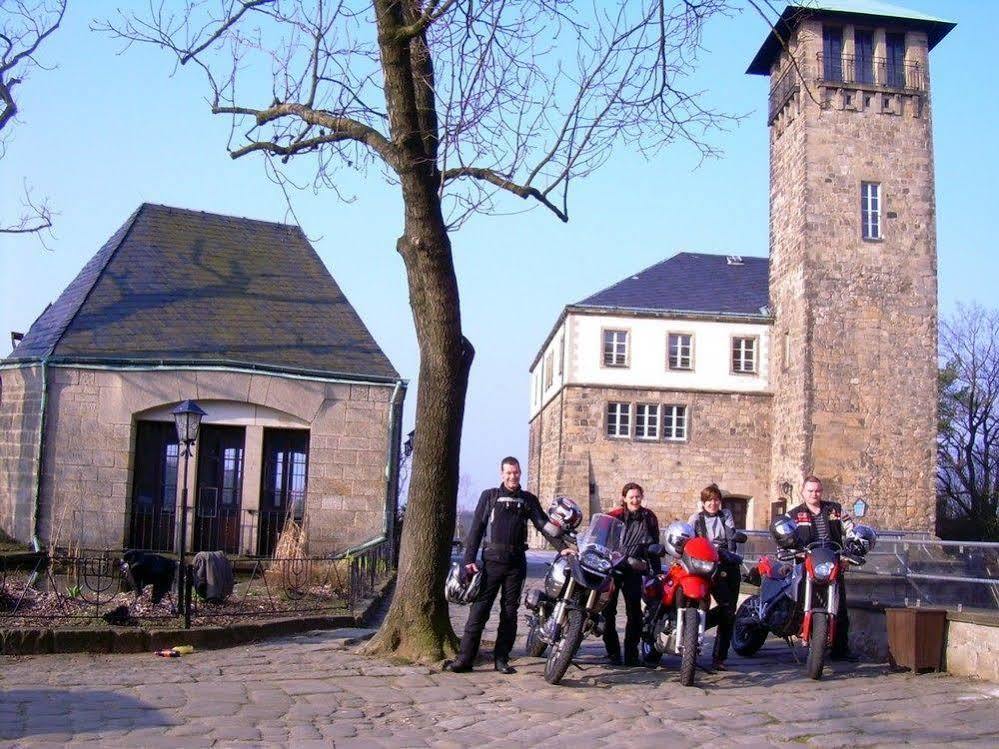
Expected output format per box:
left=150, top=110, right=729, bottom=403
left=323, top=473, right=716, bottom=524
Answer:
left=0, top=364, right=400, bottom=555
left=767, top=20, right=938, bottom=530
left=529, top=385, right=771, bottom=528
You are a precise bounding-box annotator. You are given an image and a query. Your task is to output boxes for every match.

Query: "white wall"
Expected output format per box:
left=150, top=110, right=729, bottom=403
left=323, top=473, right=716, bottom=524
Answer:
left=531, top=312, right=771, bottom=418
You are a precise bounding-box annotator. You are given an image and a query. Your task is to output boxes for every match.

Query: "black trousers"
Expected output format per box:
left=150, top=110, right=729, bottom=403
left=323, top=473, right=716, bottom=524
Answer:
left=832, top=577, right=850, bottom=655
left=456, top=557, right=527, bottom=665
left=603, top=569, right=643, bottom=661
left=707, top=562, right=742, bottom=662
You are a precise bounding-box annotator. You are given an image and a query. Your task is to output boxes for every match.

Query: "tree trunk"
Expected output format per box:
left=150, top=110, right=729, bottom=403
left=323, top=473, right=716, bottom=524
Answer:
left=363, top=0, right=471, bottom=663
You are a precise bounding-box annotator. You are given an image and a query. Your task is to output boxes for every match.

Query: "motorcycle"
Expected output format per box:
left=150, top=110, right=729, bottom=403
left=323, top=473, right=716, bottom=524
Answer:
left=523, top=513, right=625, bottom=685
left=640, top=534, right=720, bottom=686
left=732, top=529, right=873, bottom=679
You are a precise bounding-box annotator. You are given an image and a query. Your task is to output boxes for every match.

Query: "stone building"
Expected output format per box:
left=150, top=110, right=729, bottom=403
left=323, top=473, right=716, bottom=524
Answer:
left=0, top=204, right=406, bottom=556
left=528, top=1, right=954, bottom=532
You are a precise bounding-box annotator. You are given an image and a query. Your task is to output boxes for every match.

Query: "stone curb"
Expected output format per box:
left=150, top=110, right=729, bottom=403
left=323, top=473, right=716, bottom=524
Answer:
left=0, top=574, right=395, bottom=656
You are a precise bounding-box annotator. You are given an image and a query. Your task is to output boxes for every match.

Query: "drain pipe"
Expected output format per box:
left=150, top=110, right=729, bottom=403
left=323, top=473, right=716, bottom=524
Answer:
left=383, top=380, right=407, bottom=557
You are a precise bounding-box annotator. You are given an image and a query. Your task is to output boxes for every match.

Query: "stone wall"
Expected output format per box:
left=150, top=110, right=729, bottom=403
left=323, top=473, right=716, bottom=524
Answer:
left=530, top=384, right=772, bottom=528
left=767, top=20, right=938, bottom=529
left=945, top=614, right=999, bottom=682
left=0, top=365, right=44, bottom=542
left=23, top=366, right=395, bottom=555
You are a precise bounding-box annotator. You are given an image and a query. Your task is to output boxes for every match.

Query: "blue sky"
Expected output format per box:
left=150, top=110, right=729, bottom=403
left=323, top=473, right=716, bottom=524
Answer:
left=0, top=2, right=992, bottom=506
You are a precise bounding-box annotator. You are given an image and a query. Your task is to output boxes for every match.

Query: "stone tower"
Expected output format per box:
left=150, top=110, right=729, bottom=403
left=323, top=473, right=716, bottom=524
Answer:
left=749, top=3, right=954, bottom=530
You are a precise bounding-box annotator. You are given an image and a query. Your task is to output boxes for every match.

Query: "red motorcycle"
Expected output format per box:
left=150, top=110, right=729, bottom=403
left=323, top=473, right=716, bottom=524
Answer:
left=640, top=525, right=719, bottom=687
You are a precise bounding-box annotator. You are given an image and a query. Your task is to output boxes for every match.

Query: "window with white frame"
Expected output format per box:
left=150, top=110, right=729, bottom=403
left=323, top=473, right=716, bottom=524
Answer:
left=635, top=403, right=660, bottom=440
left=861, top=181, right=882, bottom=240
left=602, top=329, right=629, bottom=367
left=732, top=336, right=758, bottom=374
left=663, top=405, right=688, bottom=441
left=544, top=350, right=554, bottom=390
left=556, top=336, right=564, bottom=376
left=667, top=333, right=693, bottom=370
left=606, top=402, right=631, bottom=438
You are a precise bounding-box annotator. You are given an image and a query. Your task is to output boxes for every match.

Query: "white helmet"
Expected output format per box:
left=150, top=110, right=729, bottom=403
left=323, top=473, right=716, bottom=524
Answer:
left=663, top=521, right=694, bottom=558
left=544, top=496, right=583, bottom=537
left=445, top=562, right=481, bottom=605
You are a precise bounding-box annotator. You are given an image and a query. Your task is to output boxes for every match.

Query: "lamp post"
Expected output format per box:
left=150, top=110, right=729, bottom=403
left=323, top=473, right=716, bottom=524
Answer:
left=172, top=399, right=206, bottom=626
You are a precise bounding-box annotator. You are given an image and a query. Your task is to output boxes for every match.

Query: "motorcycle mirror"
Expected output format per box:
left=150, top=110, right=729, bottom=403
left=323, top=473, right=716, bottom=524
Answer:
left=647, top=543, right=666, bottom=557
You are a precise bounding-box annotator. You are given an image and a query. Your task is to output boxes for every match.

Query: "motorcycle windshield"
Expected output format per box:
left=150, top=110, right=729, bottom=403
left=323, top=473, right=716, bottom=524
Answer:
left=575, top=513, right=625, bottom=556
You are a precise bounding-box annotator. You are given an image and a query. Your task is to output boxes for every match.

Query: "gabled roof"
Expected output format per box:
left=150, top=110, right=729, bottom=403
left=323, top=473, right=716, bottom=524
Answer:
left=574, top=252, right=770, bottom=317
left=7, top=203, right=399, bottom=381
left=747, top=1, right=956, bottom=76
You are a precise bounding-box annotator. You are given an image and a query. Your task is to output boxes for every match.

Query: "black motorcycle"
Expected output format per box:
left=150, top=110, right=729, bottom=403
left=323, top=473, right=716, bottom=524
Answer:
left=523, top=513, right=626, bottom=685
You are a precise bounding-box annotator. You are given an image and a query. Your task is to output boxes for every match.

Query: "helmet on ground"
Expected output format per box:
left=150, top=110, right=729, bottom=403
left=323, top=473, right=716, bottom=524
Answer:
left=848, top=524, right=878, bottom=555
left=544, top=496, right=583, bottom=537
left=770, top=515, right=798, bottom=550
left=445, top=562, right=481, bottom=605
left=663, top=521, right=694, bottom=558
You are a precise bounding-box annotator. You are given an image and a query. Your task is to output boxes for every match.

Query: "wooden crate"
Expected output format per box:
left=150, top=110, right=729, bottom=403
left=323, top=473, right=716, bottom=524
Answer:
left=885, top=607, right=947, bottom=672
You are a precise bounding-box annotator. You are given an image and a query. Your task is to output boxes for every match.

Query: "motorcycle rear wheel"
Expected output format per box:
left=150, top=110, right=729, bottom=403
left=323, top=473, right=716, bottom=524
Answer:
left=679, top=610, right=699, bottom=687
left=732, top=596, right=768, bottom=656
left=544, top=608, right=585, bottom=685
left=525, top=616, right=548, bottom=658
left=806, top=612, right=828, bottom=680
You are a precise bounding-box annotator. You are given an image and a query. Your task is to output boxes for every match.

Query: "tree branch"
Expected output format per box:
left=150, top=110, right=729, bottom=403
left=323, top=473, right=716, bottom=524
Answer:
left=442, top=166, right=568, bottom=222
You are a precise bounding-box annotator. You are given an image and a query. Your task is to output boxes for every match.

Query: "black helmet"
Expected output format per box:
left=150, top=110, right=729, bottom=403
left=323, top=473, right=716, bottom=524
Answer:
left=444, top=562, right=481, bottom=605
left=848, top=524, right=878, bottom=555
left=770, top=515, right=798, bottom=550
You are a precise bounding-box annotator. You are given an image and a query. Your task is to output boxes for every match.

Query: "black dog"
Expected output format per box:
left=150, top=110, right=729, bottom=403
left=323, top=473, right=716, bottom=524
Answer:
left=120, top=550, right=177, bottom=605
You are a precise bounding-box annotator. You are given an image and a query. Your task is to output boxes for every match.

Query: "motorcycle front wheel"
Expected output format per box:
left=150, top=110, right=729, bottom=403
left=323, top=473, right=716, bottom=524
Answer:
left=679, top=609, right=699, bottom=687
left=543, top=608, right=585, bottom=685
left=525, top=615, right=548, bottom=658
left=806, top=612, right=828, bottom=680
left=732, top=596, right=768, bottom=656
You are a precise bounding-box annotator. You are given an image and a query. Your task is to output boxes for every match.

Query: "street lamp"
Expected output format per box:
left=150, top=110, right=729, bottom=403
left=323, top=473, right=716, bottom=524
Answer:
left=172, top=399, right=206, bottom=625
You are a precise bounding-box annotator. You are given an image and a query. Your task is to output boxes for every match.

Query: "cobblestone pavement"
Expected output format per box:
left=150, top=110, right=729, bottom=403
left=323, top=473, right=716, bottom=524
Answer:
left=2, top=552, right=998, bottom=748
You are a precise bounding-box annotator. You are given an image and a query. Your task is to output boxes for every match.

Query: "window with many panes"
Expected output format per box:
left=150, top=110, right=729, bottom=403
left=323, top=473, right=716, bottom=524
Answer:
left=667, top=333, right=693, bottom=371
left=861, top=181, right=881, bottom=240
left=606, top=402, right=631, bottom=438
left=635, top=404, right=660, bottom=440
left=663, top=405, right=688, bottom=442
left=602, top=329, right=629, bottom=367
left=544, top=350, right=554, bottom=390
left=732, top=337, right=758, bottom=374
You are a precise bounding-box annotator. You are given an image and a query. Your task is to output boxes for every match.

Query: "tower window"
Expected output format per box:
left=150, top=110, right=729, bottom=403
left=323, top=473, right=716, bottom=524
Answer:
left=855, top=30, right=875, bottom=85
left=602, top=329, right=629, bottom=367
left=861, top=182, right=882, bottom=240
left=606, top=402, right=631, bottom=438
left=732, top=337, right=758, bottom=374
left=886, top=33, right=906, bottom=88
left=544, top=350, right=554, bottom=390
left=663, top=405, right=688, bottom=442
left=668, top=333, right=693, bottom=370
left=822, top=26, right=843, bottom=82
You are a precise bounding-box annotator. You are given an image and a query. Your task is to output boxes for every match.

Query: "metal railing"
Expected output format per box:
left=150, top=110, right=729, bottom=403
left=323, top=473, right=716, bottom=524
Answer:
left=815, top=53, right=925, bottom=92
left=769, top=64, right=801, bottom=123
left=66, top=507, right=308, bottom=559
left=738, top=530, right=999, bottom=612
left=0, top=537, right=394, bottom=629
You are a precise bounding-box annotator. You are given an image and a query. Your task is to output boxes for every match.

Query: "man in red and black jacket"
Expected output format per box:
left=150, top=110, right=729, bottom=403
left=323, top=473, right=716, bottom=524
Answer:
left=445, top=456, right=568, bottom=674
left=785, top=475, right=857, bottom=661
left=603, top=482, right=660, bottom=666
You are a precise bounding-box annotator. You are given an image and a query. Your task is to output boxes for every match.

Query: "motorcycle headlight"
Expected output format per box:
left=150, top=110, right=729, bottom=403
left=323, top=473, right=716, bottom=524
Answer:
left=581, top=550, right=611, bottom=573
left=813, top=561, right=835, bottom=581
left=682, top=554, right=717, bottom=577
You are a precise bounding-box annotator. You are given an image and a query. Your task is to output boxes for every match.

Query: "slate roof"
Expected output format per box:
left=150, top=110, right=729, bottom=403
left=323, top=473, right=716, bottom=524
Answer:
left=574, top=252, right=770, bottom=317
left=747, top=1, right=956, bottom=75
left=6, top=204, right=399, bottom=381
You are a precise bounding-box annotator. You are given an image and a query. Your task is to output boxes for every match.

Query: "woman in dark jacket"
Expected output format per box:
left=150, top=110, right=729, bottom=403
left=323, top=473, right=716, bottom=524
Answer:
left=688, top=483, right=739, bottom=670
left=603, top=482, right=660, bottom=666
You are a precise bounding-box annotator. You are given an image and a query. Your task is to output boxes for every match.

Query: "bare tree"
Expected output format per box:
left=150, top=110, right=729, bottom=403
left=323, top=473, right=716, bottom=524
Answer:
left=938, top=303, right=999, bottom=541
left=0, top=0, right=65, bottom=238
left=102, top=0, right=735, bottom=662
